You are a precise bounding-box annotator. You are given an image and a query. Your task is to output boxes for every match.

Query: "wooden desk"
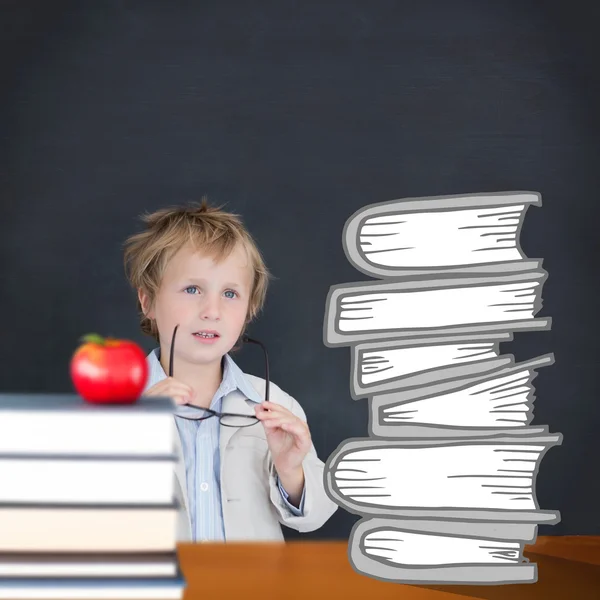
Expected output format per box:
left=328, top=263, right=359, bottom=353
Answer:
left=177, top=536, right=600, bottom=600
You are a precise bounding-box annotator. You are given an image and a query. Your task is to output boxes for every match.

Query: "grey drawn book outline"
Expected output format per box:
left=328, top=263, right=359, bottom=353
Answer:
left=322, top=191, right=562, bottom=585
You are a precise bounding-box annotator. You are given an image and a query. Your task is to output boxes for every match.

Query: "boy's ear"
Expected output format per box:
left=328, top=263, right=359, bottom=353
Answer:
left=138, top=288, right=154, bottom=319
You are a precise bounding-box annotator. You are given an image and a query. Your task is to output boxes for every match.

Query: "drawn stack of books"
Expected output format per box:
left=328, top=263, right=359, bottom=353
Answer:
left=0, top=393, right=185, bottom=599
left=323, top=191, right=563, bottom=585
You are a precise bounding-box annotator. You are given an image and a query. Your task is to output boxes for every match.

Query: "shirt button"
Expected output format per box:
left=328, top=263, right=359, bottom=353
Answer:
left=200, top=482, right=209, bottom=492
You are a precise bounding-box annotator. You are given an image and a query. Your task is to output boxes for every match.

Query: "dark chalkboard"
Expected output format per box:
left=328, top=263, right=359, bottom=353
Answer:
left=1, top=0, right=598, bottom=539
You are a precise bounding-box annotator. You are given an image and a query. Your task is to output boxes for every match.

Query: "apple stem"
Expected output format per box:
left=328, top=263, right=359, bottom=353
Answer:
left=80, top=333, right=106, bottom=345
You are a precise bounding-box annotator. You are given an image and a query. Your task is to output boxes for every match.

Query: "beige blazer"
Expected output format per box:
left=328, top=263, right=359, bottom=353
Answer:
left=171, top=373, right=338, bottom=542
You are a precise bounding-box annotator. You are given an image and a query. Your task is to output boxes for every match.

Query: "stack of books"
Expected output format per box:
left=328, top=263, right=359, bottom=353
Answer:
left=0, top=393, right=186, bottom=599
left=323, top=191, right=563, bottom=585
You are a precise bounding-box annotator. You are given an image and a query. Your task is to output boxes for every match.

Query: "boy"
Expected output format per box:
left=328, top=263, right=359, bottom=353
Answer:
left=122, top=199, right=337, bottom=542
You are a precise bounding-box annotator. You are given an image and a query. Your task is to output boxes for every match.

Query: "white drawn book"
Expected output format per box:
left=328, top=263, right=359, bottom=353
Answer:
left=324, top=435, right=562, bottom=520
left=369, top=355, right=554, bottom=438
left=342, top=191, right=542, bottom=278
left=324, top=262, right=550, bottom=347
left=348, top=517, right=539, bottom=584
left=349, top=331, right=513, bottom=399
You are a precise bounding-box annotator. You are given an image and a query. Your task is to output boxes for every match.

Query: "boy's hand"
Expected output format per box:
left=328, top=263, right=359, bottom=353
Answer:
left=143, top=377, right=195, bottom=406
left=254, top=401, right=311, bottom=503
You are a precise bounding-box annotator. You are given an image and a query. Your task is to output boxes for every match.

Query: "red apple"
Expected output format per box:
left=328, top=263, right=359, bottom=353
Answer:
left=70, top=333, right=148, bottom=403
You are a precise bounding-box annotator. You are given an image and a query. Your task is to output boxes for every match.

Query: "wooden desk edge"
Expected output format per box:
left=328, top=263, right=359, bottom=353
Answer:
left=177, top=535, right=600, bottom=566
left=524, top=535, right=600, bottom=566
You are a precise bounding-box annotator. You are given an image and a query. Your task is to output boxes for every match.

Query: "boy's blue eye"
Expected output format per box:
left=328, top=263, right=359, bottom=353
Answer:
left=184, top=286, right=237, bottom=298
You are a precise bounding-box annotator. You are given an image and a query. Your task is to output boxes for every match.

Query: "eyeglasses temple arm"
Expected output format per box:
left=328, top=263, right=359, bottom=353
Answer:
left=168, top=325, right=179, bottom=378
left=242, top=335, right=270, bottom=402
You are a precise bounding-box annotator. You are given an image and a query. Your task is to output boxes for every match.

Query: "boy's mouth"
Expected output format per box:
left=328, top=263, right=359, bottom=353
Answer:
left=193, top=330, right=220, bottom=339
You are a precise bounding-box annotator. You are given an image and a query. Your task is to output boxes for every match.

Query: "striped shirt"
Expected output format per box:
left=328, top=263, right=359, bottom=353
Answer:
left=144, top=348, right=304, bottom=542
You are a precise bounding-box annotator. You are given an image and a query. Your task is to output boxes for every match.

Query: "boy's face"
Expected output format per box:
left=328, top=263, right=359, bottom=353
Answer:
left=142, top=242, right=252, bottom=367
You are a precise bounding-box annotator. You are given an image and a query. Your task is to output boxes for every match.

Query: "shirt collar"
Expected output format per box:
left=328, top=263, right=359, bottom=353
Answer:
left=145, top=347, right=263, bottom=406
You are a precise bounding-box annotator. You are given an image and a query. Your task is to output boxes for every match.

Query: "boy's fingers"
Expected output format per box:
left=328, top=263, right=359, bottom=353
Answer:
left=153, top=383, right=194, bottom=405
left=256, top=410, right=298, bottom=424
left=261, top=417, right=288, bottom=428
left=165, top=384, right=193, bottom=395
left=165, top=378, right=193, bottom=390
left=260, top=401, right=287, bottom=412
left=261, top=417, right=309, bottom=436
left=165, top=389, right=193, bottom=400
left=160, top=380, right=194, bottom=395
left=256, top=408, right=308, bottom=431
left=173, top=395, right=190, bottom=405
left=255, top=408, right=282, bottom=419
left=280, top=422, right=311, bottom=443
left=256, top=402, right=294, bottom=418
left=263, top=419, right=310, bottom=441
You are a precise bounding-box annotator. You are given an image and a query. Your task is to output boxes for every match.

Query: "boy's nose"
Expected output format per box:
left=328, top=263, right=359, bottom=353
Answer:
left=201, top=297, right=221, bottom=321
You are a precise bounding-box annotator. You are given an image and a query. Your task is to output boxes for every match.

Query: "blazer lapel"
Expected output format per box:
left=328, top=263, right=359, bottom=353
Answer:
left=171, top=392, right=257, bottom=512
left=218, top=389, right=259, bottom=461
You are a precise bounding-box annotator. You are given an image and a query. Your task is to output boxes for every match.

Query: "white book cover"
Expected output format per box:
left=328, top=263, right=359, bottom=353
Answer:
left=342, top=191, right=541, bottom=278
left=0, top=395, right=176, bottom=456
left=323, top=263, right=550, bottom=347
left=0, top=504, right=179, bottom=552
left=363, top=529, right=523, bottom=566
left=324, top=435, right=562, bottom=519
left=348, top=517, right=539, bottom=584
left=0, top=454, right=177, bottom=505
left=0, top=575, right=185, bottom=600
left=369, top=355, right=554, bottom=436
left=0, top=552, right=178, bottom=578
left=349, top=331, right=513, bottom=398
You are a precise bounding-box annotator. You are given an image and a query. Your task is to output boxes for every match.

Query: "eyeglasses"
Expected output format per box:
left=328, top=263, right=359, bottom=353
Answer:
left=167, top=324, right=269, bottom=427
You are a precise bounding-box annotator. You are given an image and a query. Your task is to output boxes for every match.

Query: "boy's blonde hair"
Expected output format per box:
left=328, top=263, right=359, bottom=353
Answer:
left=122, top=198, right=271, bottom=345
